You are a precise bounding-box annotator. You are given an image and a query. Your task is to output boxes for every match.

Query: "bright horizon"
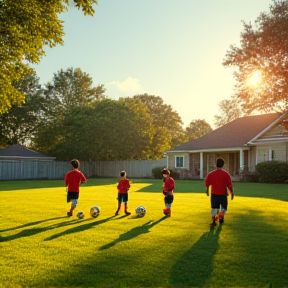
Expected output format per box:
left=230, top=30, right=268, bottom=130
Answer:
left=33, top=0, right=273, bottom=128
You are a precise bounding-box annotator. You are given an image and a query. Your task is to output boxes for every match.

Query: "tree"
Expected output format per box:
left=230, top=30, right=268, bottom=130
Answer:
left=133, top=94, right=186, bottom=158
left=33, top=67, right=105, bottom=154
left=0, top=74, right=47, bottom=147
left=44, top=67, right=105, bottom=119
left=223, top=0, right=288, bottom=114
left=213, top=96, right=243, bottom=128
left=185, top=119, right=213, bottom=141
left=0, top=0, right=97, bottom=114
left=48, top=99, right=154, bottom=161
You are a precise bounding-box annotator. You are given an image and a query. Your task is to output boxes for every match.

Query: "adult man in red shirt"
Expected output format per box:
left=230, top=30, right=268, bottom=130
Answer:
left=205, top=158, right=234, bottom=226
left=65, top=159, right=87, bottom=217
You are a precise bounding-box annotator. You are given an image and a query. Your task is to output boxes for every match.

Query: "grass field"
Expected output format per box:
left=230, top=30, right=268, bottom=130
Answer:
left=0, top=179, right=288, bottom=288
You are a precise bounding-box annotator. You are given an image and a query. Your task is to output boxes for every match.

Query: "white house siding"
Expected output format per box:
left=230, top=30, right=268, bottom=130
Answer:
left=256, top=143, right=287, bottom=164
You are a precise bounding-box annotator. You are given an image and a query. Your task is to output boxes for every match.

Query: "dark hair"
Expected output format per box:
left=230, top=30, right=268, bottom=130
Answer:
left=216, top=158, right=224, bottom=168
left=70, top=159, right=79, bottom=169
left=120, top=171, right=126, bottom=177
left=161, top=168, right=170, bottom=175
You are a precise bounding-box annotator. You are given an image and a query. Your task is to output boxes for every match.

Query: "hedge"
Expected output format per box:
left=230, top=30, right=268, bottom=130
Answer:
left=256, top=161, right=288, bottom=183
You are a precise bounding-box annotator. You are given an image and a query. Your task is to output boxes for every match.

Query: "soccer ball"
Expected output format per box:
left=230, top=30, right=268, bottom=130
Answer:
left=135, top=206, right=146, bottom=217
left=90, top=206, right=100, bottom=218
left=77, top=211, right=84, bottom=219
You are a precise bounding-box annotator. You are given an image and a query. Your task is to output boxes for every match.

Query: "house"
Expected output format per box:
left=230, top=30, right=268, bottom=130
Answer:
left=166, top=112, right=288, bottom=180
left=0, top=144, right=56, bottom=161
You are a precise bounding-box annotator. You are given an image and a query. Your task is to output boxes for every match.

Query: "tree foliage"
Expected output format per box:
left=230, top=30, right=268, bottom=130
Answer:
left=213, top=96, right=243, bottom=128
left=33, top=67, right=105, bottom=153
left=0, top=74, right=47, bottom=147
left=49, top=99, right=153, bottom=161
left=223, top=0, right=288, bottom=114
left=0, top=0, right=97, bottom=114
left=185, top=119, right=212, bottom=141
left=44, top=67, right=105, bottom=119
left=132, top=94, right=186, bottom=158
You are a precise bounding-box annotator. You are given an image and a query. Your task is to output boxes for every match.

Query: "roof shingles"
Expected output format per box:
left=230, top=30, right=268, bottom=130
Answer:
left=168, top=113, right=281, bottom=152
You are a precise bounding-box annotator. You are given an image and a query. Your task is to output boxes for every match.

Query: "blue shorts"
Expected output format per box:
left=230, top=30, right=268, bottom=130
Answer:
left=118, top=193, right=128, bottom=203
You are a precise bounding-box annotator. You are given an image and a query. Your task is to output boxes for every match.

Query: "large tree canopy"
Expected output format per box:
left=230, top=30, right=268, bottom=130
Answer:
left=0, top=74, right=46, bottom=147
left=44, top=67, right=105, bottom=119
left=0, top=0, right=97, bottom=114
left=223, top=0, right=288, bottom=114
left=132, top=94, right=186, bottom=158
left=49, top=99, right=153, bottom=161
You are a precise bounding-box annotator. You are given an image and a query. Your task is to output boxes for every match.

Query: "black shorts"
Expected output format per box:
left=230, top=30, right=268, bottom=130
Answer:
left=67, top=191, right=79, bottom=203
left=164, top=194, right=174, bottom=204
left=211, top=194, right=227, bottom=210
left=118, top=193, right=128, bottom=203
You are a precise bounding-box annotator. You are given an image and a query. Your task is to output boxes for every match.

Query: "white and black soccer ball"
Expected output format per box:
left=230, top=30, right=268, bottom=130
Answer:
left=90, top=206, right=100, bottom=218
left=135, top=206, right=146, bottom=217
left=77, top=211, right=84, bottom=219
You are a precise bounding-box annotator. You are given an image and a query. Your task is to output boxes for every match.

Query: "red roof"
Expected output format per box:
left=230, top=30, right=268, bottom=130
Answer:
left=168, top=113, right=281, bottom=152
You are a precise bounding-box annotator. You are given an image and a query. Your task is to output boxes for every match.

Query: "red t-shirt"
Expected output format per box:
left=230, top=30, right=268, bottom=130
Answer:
left=65, top=170, right=87, bottom=192
left=163, top=177, right=175, bottom=192
left=205, top=168, right=233, bottom=195
left=117, top=179, right=130, bottom=194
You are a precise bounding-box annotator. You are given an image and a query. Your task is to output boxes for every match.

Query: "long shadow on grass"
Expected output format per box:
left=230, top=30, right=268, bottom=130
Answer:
left=0, top=218, right=79, bottom=242
left=134, top=179, right=205, bottom=193
left=170, top=224, right=222, bottom=287
left=0, top=216, right=67, bottom=232
left=225, top=209, right=288, bottom=287
left=44, top=216, right=115, bottom=241
left=99, top=216, right=167, bottom=250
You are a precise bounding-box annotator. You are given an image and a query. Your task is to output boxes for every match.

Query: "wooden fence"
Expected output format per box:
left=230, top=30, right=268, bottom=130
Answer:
left=0, top=158, right=167, bottom=181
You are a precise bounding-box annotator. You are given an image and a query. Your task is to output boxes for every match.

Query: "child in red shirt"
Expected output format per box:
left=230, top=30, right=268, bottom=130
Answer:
left=205, top=158, right=234, bottom=226
left=161, top=168, right=175, bottom=217
left=64, top=159, right=87, bottom=217
left=115, top=171, right=131, bottom=216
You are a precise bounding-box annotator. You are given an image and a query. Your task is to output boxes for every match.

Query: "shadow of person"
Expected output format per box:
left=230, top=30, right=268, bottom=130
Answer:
left=0, top=216, right=68, bottom=233
left=99, top=216, right=167, bottom=250
left=170, top=224, right=222, bottom=287
left=44, top=216, right=115, bottom=241
left=0, top=218, right=79, bottom=242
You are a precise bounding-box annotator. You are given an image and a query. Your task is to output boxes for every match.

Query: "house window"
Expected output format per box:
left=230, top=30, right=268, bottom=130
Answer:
left=175, top=156, right=184, bottom=168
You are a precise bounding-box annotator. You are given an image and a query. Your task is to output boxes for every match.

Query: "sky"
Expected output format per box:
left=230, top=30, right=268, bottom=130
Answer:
left=33, top=0, right=273, bottom=128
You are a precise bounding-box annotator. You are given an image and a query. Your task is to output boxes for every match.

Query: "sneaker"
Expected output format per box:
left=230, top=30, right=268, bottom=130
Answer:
left=125, top=211, right=131, bottom=215
left=67, top=211, right=72, bottom=217
left=115, top=211, right=119, bottom=216
left=210, top=220, right=216, bottom=226
left=219, top=217, right=224, bottom=224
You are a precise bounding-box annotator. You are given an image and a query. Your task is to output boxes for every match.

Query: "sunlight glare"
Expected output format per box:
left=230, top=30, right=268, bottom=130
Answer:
left=246, top=70, right=262, bottom=88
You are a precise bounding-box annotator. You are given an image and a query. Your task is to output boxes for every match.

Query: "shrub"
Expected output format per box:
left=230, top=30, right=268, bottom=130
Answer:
left=151, top=167, right=180, bottom=180
left=256, top=161, right=288, bottom=183
left=244, top=172, right=259, bottom=183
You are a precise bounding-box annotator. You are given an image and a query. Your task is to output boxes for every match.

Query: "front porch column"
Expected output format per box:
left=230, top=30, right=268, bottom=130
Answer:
left=200, top=152, right=203, bottom=179
left=239, top=149, right=244, bottom=171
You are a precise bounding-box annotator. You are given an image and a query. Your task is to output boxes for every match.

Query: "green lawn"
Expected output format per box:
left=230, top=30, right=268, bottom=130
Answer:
left=0, top=179, right=288, bottom=288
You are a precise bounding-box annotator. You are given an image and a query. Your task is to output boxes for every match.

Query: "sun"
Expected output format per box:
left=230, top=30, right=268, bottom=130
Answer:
left=246, top=70, right=263, bottom=88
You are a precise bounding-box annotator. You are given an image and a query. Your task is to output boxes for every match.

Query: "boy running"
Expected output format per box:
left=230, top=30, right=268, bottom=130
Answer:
left=205, top=158, right=234, bottom=226
left=64, top=159, right=87, bottom=217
